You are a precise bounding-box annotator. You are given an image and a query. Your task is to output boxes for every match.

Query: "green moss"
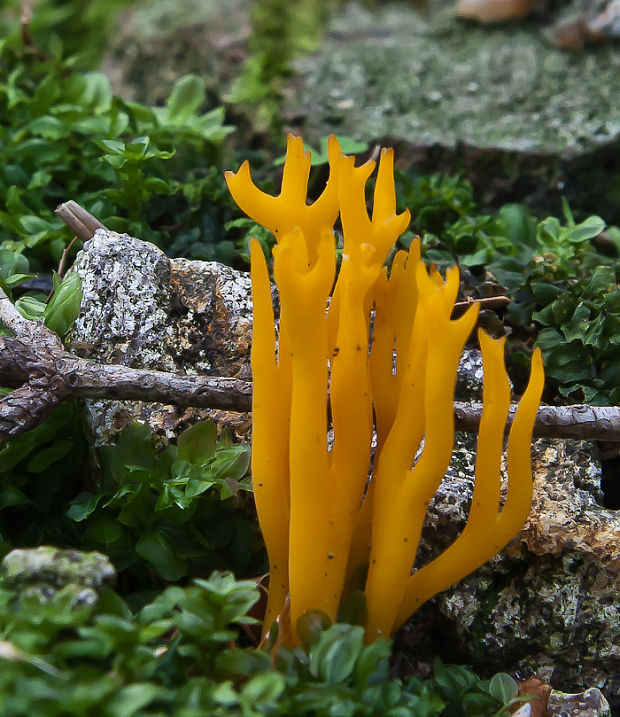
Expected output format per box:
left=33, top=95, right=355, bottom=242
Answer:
left=293, top=2, right=620, bottom=154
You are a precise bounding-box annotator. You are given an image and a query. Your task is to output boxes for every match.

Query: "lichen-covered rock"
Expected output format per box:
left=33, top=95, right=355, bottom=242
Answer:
left=403, top=437, right=619, bottom=708
left=547, top=687, right=611, bottom=716
left=1, top=547, right=116, bottom=608
left=71, top=229, right=253, bottom=444
left=287, top=1, right=620, bottom=222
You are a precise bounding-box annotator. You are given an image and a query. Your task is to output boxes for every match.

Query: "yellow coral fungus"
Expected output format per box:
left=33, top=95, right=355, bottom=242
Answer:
left=225, top=135, right=544, bottom=644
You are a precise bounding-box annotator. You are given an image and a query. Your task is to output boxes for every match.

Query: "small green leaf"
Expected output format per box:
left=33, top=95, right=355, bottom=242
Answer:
left=122, top=136, right=150, bottom=160
left=26, top=439, right=73, bottom=472
left=95, top=138, right=125, bottom=154
left=143, top=176, right=175, bottom=194
left=565, top=215, right=605, bottom=243
left=241, top=672, right=285, bottom=704
left=215, top=648, right=273, bottom=677
left=353, top=639, right=391, bottom=688
left=488, top=672, right=518, bottom=704
left=83, top=514, right=125, bottom=546
left=67, top=492, right=106, bottom=522
left=309, top=624, right=364, bottom=683
left=15, top=295, right=46, bottom=321
left=105, top=683, right=167, bottom=717
left=3, top=273, right=36, bottom=288
left=80, top=72, right=113, bottom=113
left=27, top=115, right=69, bottom=140
left=0, top=249, right=29, bottom=279
left=177, top=421, right=217, bottom=463
left=136, top=530, right=188, bottom=581
left=166, top=75, right=205, bottom=122
left=43, top=271, right=82, bottom=336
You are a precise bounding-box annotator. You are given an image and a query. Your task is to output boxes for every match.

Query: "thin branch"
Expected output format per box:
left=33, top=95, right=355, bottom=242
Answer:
left=3, top=218, right=620, bottom=445
left=452, top=295, right=511, bottom=315
left=57, top=235, right=80, bottom=280
left=55, top=201, right=106, bottom=242
left=2, top=294, right=620, bottom=443
left=454, top=401, right=620, bottom=443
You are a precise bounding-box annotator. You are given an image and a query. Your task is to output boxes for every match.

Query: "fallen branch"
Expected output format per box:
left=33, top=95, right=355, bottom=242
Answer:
left=0, top=203, right=618, bottom=445
left=0, top=284, right=252, bottom=441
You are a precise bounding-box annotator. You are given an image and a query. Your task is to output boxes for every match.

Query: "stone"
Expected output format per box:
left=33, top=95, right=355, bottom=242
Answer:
left=286, top=1, right=620, bottom=223
left=547, top=687, right=612, bottom=716
left=511, top=703, right=532, bottom=717
left=71, top=228, right=253, bottom=445
left=1, top=547, right=116, bottom=608
left=400, top=433, right=619, bottom=709
left=100, top=0, right=252, bottom=105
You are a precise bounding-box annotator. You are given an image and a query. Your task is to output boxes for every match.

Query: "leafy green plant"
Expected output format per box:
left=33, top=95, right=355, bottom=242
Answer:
left=485, top=202, right=618, bottom=403
left=0, top=570, right=263, bottom=716
left=395, top=168, right=620, bottom=403
left=68, top=422, right=263, bottom=584
left=0, top=401, right=89, bottom=557
left=0, top=417, right=263, bottom=589
left=0, top=24, right=241, bottom=271
left=0, top=566, right=526, bottom=716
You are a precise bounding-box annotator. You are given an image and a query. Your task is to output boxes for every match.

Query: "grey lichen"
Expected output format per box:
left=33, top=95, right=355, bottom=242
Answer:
left=71, top=229, right=253, bottom=445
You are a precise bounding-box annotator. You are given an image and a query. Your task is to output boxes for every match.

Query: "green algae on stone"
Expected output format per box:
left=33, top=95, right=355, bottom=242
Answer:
left=1, top=547, right=116, bottom=591
left=288, top=2, right=620, bottom=220
left=292, top=2, right=620, bottom=153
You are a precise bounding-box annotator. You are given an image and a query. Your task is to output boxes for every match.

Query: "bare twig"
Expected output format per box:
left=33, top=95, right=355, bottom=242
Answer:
left=55, top=202, right=106, bottom=242
left=454, top=401, right=620, bottom=443
left=452, top=295, right=511, bottom=315
left=3, top=286, right=620, bottom=443
left=2, top=205, right=617, bottom=445
left=57, top=236, right=80, bottom=280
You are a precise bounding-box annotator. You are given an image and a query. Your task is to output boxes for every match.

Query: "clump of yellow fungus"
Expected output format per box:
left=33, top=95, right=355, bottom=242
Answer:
left=225, top=135, right=544, bottom=644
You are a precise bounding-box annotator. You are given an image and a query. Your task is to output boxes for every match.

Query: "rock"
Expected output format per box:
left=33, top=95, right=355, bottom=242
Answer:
left=400, top=433, right=619, bottom=708
left=100, top=0, right=252, bottom=105
left=287, top=1, right=620, bottom=223
left=1, top=547, right=116, bottom=608
left=511, top=703, right=532, bottom=717
left=547, top=687, right=612, bottom=716
left=71, top=228, right=253, bottom=445
left=586, top=0, right=620, bottom=39
left=397, top=339, right=618, bottom=708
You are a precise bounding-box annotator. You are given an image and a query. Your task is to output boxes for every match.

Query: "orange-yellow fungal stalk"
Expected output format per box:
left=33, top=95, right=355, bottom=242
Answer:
left=225, top=134, right=544, bottom=645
